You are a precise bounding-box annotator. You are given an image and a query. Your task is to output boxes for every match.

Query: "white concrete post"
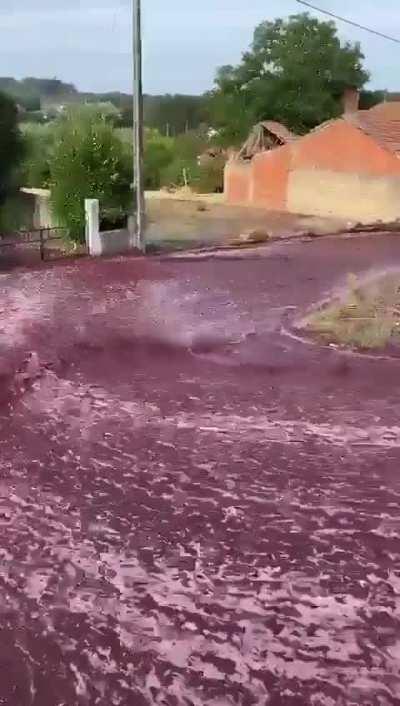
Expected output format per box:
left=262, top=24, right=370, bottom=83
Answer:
left=85, top=198, right=100, bottom=255
left=128, top=215, right=137, bottom=248
left=85, top=198, right=139, bottom=257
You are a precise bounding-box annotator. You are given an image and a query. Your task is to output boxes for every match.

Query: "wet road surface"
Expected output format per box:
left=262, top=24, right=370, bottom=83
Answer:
left=1, top=234, right=400, bottom=705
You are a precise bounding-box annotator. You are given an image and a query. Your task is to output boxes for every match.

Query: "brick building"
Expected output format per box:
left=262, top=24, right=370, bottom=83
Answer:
left=225, top=93, right=400, bottom=223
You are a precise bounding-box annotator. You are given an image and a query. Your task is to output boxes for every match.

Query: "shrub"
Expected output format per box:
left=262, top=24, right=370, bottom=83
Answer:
left=160, top=155, right=225, bottom=193
left=49, top=107, right=132, bottom=243
left=158, top=129, right=225, bottom=192
left=173, top=129, right=208, bottom=161
left=0, top=92, right=24, bottom=205
left=19, top=122, right=55, bottom=188
left=196, top=156, right=225, bottom=193
left=144, top=132, right=174, bottom=189
left=160, top=157, right=201, bottom=189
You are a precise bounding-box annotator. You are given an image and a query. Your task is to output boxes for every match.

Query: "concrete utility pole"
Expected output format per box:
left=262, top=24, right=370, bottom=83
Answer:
left=132, top=0, right=145, bottom=251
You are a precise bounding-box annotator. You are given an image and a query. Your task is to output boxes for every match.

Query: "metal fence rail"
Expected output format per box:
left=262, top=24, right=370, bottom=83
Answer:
left=0, top=227, right=69, bottom=261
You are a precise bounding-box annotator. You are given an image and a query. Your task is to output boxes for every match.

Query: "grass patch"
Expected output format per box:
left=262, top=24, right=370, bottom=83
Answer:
left=306, top=273, right=400, bottom=349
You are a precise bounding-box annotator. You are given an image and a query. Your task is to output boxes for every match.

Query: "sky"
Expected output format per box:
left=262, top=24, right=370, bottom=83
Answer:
left=0, top=0, right=399, bottom=94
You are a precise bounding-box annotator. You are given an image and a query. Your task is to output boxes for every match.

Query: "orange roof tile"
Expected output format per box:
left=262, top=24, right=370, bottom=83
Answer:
left=367, top=101, right=400, bottom=120
left=346, top=106, right=400, bottom=155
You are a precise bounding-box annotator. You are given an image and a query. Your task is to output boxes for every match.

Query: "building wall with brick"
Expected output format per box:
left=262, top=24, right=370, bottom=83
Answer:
left=224, top=161, right=251, bottom=204
left=251, top=144, right=292, bottom=211
left=290, top=120, right=400, bottom=176
left=225, top=116, right=400, bottom=222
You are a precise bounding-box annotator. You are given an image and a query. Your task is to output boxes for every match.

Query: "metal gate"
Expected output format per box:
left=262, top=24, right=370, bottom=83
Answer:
left=0, top=227, right=70, bottom=264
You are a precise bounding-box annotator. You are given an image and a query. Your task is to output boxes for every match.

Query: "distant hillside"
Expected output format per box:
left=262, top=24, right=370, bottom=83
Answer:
left=2, top=76, right=392, bottom=139
left=0, top=77, right=77, bottom=111
left=0, top=77, right=209, bottom=134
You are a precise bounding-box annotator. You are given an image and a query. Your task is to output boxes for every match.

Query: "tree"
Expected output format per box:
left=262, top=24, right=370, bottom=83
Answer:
left=359, top=90, right=386, bottom=110
left=50, top=107, right=131, bottom=243
left=19, top=122, right=55, bottom=188
left=208, top=13, right=369, bottom=141
left=0, top=92, right=24, bottom=205
left=115, top=95, right=209, bottom=133
left=144, top=94, right=208, bottom=135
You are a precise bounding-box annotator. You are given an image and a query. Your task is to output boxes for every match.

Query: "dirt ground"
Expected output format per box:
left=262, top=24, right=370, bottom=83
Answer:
left=1, top=233, right=400, bottom=704
left=0, top=192, right=348, bottom=265
left=145, top=192, right=347, bottom=249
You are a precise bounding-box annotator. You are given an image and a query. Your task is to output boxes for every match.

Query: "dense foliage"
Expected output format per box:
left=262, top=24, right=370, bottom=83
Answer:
left=21, top=119, right=220, bottom=197
left=19, top=123, right=54, bottom=188
left=49, top=108, right=131, bottom=243
left=143, top=131, right=174, bottom=189
left=0, top=92, right=24, bottom=205
left=208, top=13, right=369, bottom=142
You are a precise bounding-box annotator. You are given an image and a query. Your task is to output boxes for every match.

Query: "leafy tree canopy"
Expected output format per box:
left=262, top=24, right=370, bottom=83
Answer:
left=208, top=13, right=369, bottom=142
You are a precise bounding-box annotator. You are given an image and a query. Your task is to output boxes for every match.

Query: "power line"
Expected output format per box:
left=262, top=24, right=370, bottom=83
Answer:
left=295, top=0, right=400, bottom=44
